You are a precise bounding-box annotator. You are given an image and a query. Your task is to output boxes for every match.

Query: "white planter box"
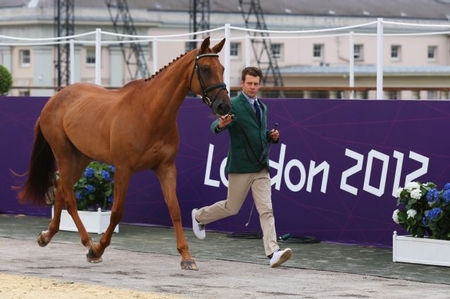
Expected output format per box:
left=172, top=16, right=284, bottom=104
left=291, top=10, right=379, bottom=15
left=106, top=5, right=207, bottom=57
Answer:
left=52, top=207, right=119, bottom=234
left=392, top=231, right=450, bottom=267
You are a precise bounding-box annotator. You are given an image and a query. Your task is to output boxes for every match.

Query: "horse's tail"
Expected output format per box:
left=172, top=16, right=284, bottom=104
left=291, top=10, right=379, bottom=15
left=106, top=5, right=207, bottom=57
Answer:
left=15, top=120, right=57, bottom=206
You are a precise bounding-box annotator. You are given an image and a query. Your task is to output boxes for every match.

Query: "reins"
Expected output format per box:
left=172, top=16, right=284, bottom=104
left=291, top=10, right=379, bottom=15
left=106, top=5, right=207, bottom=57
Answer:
left=189, top=53, right=227, bottom=107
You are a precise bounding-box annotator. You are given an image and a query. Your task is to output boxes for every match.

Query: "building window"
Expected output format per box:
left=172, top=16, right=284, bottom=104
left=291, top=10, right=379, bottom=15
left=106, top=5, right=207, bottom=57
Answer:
left=390, top=45, right=401, bottom=61
left=427, top=90, right=437, bottom=99
left=20, top=49, right=31, bottom=66
left=428, top=46, right=437, bottom=61
left=230, top=42, right=240, bottom=58
left=313, top=44, right=323, bottom=59
left=387, top=90, right=399, bottom=99
left=271, top=43, right=282, bottom=59
left=19, top=90, right=30, bottom=96
left=354, top=44, right=363, bottom=60
left=86, top=48, right=96, bottom=65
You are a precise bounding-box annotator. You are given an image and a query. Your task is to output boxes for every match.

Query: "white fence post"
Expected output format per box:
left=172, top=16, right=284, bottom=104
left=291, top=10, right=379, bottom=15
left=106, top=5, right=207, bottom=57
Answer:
left=95, top=28, right=102, bottom=85
left=224, top=23, right=231, bottom=93
left=152, top=38, right=158, bottom=75
left=69, top=39, right=75, bottom=85
left=376, top=18, right=384, bottom=100
left=245, top=35, right=251, bottom=67
left=349, top=31, right=354, bottom=99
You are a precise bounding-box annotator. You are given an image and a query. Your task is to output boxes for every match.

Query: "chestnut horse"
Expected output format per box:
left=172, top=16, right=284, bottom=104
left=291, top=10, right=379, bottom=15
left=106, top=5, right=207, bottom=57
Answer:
left=16, top=37, right=231, bottom=271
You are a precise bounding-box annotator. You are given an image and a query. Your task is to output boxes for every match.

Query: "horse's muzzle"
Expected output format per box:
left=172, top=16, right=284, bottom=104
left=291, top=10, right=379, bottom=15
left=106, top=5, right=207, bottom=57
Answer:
left=213, top=99, right=231, bottom=116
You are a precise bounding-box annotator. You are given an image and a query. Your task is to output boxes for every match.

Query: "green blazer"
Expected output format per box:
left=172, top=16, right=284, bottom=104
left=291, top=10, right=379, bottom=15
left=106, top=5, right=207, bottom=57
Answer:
left=210, top=93, right=275, bottom=173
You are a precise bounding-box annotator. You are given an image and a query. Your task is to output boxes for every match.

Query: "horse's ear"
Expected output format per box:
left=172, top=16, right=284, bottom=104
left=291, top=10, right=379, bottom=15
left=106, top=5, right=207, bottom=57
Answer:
left=200, top=37, right=211, bottom=53
left=212, top=38, right=226, bottom=54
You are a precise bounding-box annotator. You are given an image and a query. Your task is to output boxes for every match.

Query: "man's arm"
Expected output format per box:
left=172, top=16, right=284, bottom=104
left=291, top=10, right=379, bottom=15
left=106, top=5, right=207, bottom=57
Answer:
left=210, top=114, right=234, bottom=133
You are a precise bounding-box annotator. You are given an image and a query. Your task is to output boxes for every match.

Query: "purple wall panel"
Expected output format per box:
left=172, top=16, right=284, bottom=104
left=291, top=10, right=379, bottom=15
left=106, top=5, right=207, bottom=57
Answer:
left=2, top=96, right=450, bottom=247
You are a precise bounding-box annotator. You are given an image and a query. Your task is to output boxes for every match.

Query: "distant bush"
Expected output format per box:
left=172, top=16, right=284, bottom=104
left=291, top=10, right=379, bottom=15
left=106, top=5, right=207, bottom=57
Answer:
left=0, top=65, right=12, bottom=95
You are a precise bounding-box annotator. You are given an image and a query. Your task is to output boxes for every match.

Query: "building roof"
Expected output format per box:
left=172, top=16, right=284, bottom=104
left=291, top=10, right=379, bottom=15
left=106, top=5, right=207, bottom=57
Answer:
left=3, top=0, right=450, bottom=21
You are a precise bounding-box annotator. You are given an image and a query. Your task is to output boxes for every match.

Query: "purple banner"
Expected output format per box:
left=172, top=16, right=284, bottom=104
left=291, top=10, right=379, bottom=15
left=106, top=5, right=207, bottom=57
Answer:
left=2, top=96, right=450, bottom=247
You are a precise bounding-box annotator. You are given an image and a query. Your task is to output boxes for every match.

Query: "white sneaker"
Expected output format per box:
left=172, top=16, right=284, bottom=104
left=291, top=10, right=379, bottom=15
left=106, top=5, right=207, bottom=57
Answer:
left=191, top=208, right=206, bottom=240
left=269, top=248, right=292, bottom=268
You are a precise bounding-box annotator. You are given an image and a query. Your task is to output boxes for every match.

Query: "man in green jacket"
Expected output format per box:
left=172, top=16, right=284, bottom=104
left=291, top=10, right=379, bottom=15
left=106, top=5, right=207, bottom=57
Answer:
left=192, top=66, right=292, bottom=268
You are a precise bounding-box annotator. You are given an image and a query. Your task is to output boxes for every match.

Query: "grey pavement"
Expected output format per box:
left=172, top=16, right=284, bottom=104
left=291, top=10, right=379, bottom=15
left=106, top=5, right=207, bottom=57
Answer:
left=1, top=214, right=450, bottom=298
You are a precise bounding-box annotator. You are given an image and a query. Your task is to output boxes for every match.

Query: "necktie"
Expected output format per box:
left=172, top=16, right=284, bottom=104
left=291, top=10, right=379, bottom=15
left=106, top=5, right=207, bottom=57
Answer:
left=254, top=100, right=261, bottom=126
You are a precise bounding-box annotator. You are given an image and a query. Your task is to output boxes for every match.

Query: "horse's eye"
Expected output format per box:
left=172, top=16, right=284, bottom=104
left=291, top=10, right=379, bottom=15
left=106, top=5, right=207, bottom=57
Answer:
left=201, top=65, right=209, bottom=72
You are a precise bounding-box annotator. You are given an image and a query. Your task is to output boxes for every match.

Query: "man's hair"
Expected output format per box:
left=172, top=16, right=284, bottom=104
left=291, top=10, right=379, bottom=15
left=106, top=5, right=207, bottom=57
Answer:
left=241, top=66, right=263, bottom=82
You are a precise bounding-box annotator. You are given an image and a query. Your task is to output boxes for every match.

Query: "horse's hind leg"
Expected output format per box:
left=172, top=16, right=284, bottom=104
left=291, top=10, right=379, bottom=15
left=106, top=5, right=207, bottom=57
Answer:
left=37, top=182, right=64, bottom=247
left=39, top=155, right=92, bottom=253
left=155, top=164, right=198, bottom=271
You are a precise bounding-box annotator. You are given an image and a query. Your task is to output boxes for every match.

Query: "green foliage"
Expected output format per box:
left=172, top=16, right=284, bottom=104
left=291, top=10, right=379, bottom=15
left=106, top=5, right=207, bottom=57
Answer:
left=393, top=181, right=450, bottom=240
left=0, top=65, right=12, bottom=95
left=73, top=161, right=115, bottom=211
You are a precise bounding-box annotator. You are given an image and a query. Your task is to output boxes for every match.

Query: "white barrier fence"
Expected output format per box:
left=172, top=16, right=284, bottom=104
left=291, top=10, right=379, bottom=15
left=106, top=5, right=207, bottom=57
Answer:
left=1, top=18, right=450, bottom=99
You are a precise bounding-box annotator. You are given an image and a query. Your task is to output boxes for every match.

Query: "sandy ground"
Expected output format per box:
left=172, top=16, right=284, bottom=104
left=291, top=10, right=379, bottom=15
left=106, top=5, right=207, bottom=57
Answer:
left=2, top=237, right=450, bottom=299
left=0, top=274, right=182, bottom=299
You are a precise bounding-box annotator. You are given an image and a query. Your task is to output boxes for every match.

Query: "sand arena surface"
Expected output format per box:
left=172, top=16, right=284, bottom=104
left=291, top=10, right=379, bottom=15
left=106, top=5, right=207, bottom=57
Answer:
left=2, top=215, right=450, bottom=298
left=0, top=274, right=182, bottom=299
left=2, top=237, right=450, bottom=299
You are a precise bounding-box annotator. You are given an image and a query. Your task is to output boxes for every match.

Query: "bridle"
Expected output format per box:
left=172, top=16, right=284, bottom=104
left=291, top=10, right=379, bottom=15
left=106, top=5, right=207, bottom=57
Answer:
left=189, top=52, right=227, bottom=107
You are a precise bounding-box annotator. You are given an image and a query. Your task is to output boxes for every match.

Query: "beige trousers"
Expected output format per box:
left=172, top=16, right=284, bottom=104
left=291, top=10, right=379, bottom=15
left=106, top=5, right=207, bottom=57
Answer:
left=196, top=168, right=280, bottom=256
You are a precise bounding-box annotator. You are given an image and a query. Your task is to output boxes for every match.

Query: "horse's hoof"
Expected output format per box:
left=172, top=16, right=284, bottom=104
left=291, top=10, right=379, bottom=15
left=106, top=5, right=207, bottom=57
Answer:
left=36, top=231, right=50, bottom=247
left=181, top=259, right=199, bottom=271
left=86, top=247, right=103, bottom=263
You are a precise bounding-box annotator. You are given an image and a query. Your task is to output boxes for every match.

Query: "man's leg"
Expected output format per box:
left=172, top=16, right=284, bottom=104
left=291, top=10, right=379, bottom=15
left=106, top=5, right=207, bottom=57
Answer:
left=196, top=172, right=254, bottom=225
left=251, top=169, right=279, bottom=256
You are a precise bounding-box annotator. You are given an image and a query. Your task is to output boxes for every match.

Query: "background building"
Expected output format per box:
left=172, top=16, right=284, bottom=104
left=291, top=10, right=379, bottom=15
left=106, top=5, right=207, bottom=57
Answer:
left=1, top=0, right=450, bottom=99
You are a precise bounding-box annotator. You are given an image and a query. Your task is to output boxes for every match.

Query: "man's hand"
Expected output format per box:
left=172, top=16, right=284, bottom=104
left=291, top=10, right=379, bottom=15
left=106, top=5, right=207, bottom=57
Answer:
left=269, top=129, right=279, bottom=141
left=217, top=114, right=234, bottom=129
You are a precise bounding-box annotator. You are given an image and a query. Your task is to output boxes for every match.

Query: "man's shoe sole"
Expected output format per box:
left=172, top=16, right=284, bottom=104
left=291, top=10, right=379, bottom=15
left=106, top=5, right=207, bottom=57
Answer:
left=191, top=209, right=206, bottom=240
left=270, top=249, right=292, bottom=268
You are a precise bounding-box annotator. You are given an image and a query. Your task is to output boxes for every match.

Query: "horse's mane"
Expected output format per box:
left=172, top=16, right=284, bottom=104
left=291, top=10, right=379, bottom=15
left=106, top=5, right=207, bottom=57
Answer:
left=121, top=51, right=192, bottom=90
left=144, top=51, right=192, bottom=82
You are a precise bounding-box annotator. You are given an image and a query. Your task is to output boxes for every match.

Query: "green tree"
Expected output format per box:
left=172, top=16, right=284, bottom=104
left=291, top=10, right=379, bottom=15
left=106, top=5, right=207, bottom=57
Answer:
left=0, top=65, right=12, bottom=95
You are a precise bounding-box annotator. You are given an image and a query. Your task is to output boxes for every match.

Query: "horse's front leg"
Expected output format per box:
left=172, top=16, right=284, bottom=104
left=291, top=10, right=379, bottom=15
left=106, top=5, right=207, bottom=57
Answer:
left=156, top=164, right=198, bottom=271
left=87, top=170, right=130, bottom=263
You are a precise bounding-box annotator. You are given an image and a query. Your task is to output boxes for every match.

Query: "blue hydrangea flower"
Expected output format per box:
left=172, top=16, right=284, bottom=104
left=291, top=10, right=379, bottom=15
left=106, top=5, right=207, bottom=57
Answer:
left=444, top=183, right=450, bottom=191
left=426, top=188, right=440, bottom=204
left=84, top=167, right=95, bottom=178
left=443, top=190, right=450, bottom=204
left=101, top=170, right=111, bottom=181
left=85, top=184, right=94, bottom=193
left=107, top=196, right=113, bottom=203
left=108, top=165, right=115, bottom=173
left=425, top=207, right=443, bottom=221
left=75, top=192, right=82, bottom=201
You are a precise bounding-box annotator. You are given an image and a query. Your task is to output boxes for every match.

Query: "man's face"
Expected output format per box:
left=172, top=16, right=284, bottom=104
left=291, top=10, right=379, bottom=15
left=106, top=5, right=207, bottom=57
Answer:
left=240, top=74, right=261, bottom=99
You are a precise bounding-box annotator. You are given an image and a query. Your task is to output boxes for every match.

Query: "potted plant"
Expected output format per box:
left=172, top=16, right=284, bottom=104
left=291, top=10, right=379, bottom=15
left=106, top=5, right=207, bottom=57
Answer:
left=51, top=161, right=118, bottom=234
left=392, top=181, right=450, bottom=266
left=73, top=161, right=115, bottom=211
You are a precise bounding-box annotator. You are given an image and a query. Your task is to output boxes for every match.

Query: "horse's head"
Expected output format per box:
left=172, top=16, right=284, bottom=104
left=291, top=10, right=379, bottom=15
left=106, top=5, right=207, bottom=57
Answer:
left=189, top=37, right=231, bottom=116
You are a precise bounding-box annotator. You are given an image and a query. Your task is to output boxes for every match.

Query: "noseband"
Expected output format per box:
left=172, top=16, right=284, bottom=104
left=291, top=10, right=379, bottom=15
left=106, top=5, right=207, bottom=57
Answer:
left=189, top=53, right=227, bottom=107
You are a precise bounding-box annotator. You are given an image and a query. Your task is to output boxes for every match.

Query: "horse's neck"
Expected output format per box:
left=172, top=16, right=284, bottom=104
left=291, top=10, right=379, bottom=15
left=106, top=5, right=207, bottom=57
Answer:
left=144, top=53, right=194, bottom=112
